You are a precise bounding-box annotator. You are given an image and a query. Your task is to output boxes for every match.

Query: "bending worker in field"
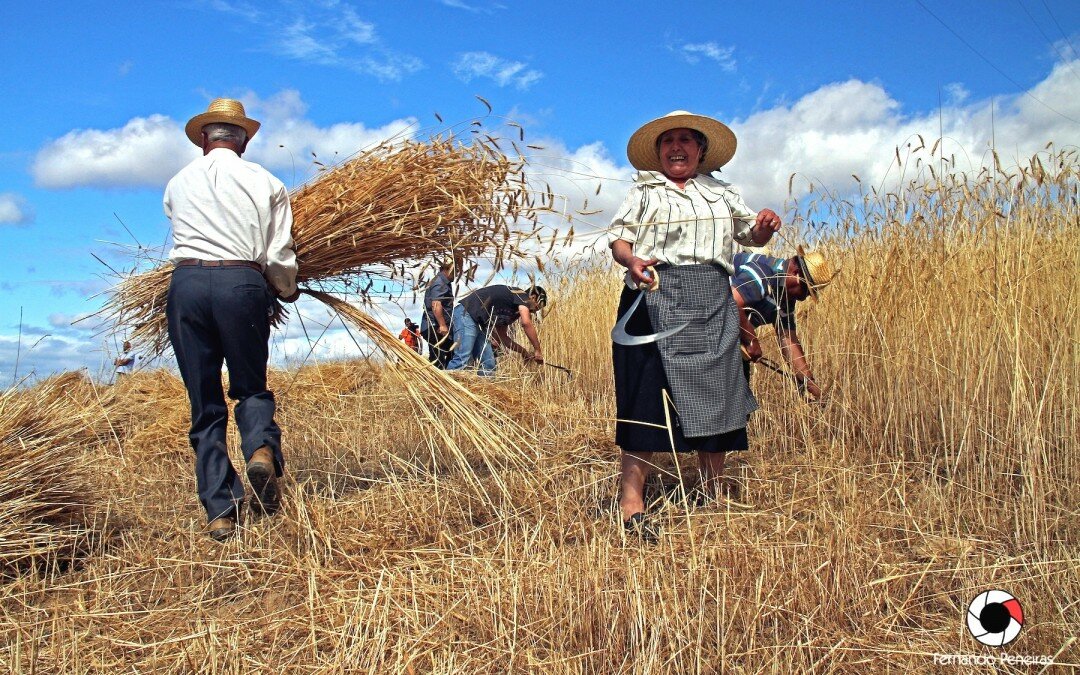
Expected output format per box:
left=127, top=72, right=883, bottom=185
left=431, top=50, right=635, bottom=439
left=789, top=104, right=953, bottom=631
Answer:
left=446, top=284, right=546, bottom=376
left=165, top=98, right=299, bottom=542
left=731, top=249, right=837, bottom=401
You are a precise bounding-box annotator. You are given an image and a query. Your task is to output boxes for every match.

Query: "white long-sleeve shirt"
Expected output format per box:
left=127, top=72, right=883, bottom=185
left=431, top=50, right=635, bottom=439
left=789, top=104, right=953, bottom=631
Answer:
left=164, top=147, right=298, bottom=297
left=607, top=171, right=758, bottom=275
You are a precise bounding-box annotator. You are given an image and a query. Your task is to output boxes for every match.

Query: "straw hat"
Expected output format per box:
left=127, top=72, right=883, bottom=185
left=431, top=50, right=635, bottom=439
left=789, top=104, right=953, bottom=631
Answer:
left=626, top=110, right=737, bottom=173
left=184, top=98, right=261, bottom=146
left=795, top=246, right=839, bottom=301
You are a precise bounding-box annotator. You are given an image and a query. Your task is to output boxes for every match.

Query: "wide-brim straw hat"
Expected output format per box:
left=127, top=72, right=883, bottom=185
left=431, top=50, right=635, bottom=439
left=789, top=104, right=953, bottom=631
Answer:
left=184, top=98, right=261, bottom=146
left=795, top=246, right=839, bottom=301
left=626, top=110, right=737, bottom=173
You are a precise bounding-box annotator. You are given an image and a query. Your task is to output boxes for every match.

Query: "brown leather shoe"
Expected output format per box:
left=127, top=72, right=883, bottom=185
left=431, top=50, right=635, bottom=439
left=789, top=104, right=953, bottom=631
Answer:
left=208, top=517, right=236, bottom=542
left=247, top=446, right=280, bottom=515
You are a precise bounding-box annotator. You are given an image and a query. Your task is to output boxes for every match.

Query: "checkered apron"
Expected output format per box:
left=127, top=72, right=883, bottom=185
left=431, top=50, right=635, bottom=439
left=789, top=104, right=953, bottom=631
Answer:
left=644, top=264, right=759, bottom=437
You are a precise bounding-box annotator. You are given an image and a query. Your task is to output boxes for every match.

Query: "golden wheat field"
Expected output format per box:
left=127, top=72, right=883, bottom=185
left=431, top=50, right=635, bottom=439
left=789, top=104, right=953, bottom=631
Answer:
left=1, top=150, right=1077, bottom=673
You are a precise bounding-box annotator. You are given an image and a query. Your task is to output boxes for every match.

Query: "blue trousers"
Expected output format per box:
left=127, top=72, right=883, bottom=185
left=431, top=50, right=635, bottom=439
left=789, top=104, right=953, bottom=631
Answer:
left=446, top=305, right=497, bottom=376
left=166, top=264, right=284, bottom=522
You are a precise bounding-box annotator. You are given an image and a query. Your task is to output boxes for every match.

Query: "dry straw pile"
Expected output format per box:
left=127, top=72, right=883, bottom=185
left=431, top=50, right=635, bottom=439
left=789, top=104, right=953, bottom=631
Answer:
left=1, top=145, right=1077, bottom=672
left=0, top=373, right=109, bottom=577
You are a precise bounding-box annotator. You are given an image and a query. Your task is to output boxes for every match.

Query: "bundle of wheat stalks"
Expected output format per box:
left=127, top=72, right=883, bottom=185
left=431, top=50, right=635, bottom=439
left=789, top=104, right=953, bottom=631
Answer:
left=305, top=290, right=538, bottom=500
left=99, top=130, right=544, bottom=356
left=0, top=373, right=105, bottom=576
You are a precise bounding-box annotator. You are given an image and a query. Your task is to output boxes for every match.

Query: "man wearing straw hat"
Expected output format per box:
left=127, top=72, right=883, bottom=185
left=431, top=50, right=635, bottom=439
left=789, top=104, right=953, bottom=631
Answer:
left=164, top=98, right=299, bottom=542
left=731, top=248, right=838, bottom=401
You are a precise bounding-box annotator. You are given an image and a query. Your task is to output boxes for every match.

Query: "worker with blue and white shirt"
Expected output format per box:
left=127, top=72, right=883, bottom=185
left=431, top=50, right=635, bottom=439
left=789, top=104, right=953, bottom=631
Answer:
left=730, top=248, right=838, bottom=401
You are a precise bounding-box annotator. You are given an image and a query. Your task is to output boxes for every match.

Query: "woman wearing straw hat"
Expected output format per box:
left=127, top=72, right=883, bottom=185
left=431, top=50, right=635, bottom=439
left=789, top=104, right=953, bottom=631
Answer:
left=165, top=98, right=299, bottom=542
left=609, top=110, right=782, bottom=541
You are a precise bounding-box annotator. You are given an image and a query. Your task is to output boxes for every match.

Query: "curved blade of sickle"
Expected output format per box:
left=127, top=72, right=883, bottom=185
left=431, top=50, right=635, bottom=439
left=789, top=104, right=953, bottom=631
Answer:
left=610, top=290, right=691, bottom=346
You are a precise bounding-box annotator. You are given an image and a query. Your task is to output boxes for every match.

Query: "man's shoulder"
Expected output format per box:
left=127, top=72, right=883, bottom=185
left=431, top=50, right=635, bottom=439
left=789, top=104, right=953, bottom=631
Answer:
left=475, top=284, right=509, bottom=297
left=427, top=272, right=451, bottom=289
left=735, top=251, right=784, bottom=272
left=202, top=149, right=286, bottom=187
left=236, top=157, right=286, bottom=188
left=167, top=153, right=208, bottom=181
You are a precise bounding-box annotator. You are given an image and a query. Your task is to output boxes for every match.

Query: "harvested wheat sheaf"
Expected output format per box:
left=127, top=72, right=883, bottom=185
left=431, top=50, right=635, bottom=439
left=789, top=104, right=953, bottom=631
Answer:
left=0, top=373, right=106, bottom=576
left=100, top=131, right=545, bottom=356
left=304, top=289, right=538, bottom=501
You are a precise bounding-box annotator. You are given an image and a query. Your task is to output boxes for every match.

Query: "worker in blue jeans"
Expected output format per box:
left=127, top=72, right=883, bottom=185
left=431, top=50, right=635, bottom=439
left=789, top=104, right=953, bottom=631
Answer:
left=446, top=285, right=546, bottom=376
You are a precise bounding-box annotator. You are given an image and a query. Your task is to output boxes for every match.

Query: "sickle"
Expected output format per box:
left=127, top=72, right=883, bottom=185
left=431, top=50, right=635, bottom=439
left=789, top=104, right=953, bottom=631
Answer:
left=610, top=268, right=690, bottom=346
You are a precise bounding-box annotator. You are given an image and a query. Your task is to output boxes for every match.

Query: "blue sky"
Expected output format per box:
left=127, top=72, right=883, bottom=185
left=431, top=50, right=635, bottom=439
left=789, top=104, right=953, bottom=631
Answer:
left=2, top=0, right=1078, bottom=383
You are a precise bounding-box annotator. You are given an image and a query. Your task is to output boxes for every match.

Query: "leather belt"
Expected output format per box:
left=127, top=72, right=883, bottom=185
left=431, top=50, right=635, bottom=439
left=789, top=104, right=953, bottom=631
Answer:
left=175, top=259, right=262, bottom=271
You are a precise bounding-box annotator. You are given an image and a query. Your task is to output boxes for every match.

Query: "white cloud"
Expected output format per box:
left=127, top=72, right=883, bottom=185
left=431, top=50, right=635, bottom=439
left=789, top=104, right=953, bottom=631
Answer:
left=438, top=0, right=477, bottom=9
left=943, top=82, right=969, bottom=104
left=32, top=115, right=196, bottom=189
left=0, top=330, right=112, bottom=385
left=279, top=19, right=340, bottom=62
left=522, top=137, right=626, bottom=248
left=31, top=90, right=418, bottom=190
left=208, top=1, right=421, bottom=81
left=1051, top=35, right=1078, bottom=62
left=274, top=16, right=419, bottom=81
left=680, top=42, right=736, bottom=71
left=205, top=0, right=261, bottom=18
left=435, top=0, right=504, bottom=13
left=243, top=90, right=418, bottom=175
left=726, top=61, right=1080, bottom=208
left=453, top=52, right=543, bottom=90
left=338, top=6, right=377, bottom=45
left=0, top=192, right=33, bottom=225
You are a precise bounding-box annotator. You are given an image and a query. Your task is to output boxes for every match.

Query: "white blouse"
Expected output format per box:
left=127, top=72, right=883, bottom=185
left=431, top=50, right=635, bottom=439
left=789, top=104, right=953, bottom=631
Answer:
left=608, top=170, right=758, bottom=274
left=165, top=148, right=298, bottom=297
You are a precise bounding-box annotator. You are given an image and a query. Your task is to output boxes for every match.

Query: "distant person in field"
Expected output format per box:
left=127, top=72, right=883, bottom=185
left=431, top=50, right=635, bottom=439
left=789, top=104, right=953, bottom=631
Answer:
left=420, top=259, right=458, bottom=369
left=113, top=340, right=136, bottom=378
left=731, top=249, right=837, bottom=401
left=446, top=284, right=546, bottom=376
left=399, top=318, right=422, bottom=354
left=164, top=98, right=299, bottom=542
left=609, top=110, right=782, bottom=543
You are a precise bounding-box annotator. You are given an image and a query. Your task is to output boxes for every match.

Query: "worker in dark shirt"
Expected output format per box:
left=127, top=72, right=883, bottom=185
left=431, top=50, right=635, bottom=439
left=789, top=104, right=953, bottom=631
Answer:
left=446, top=284, right=547, bottom=376
left=420, top=259, right=457, bottom=368
left=731, top=249, right=837, bottom=401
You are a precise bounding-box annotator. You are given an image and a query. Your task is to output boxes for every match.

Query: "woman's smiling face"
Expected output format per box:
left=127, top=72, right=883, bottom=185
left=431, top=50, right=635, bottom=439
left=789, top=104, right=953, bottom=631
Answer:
left=657, top=127, right=703, bottom=182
